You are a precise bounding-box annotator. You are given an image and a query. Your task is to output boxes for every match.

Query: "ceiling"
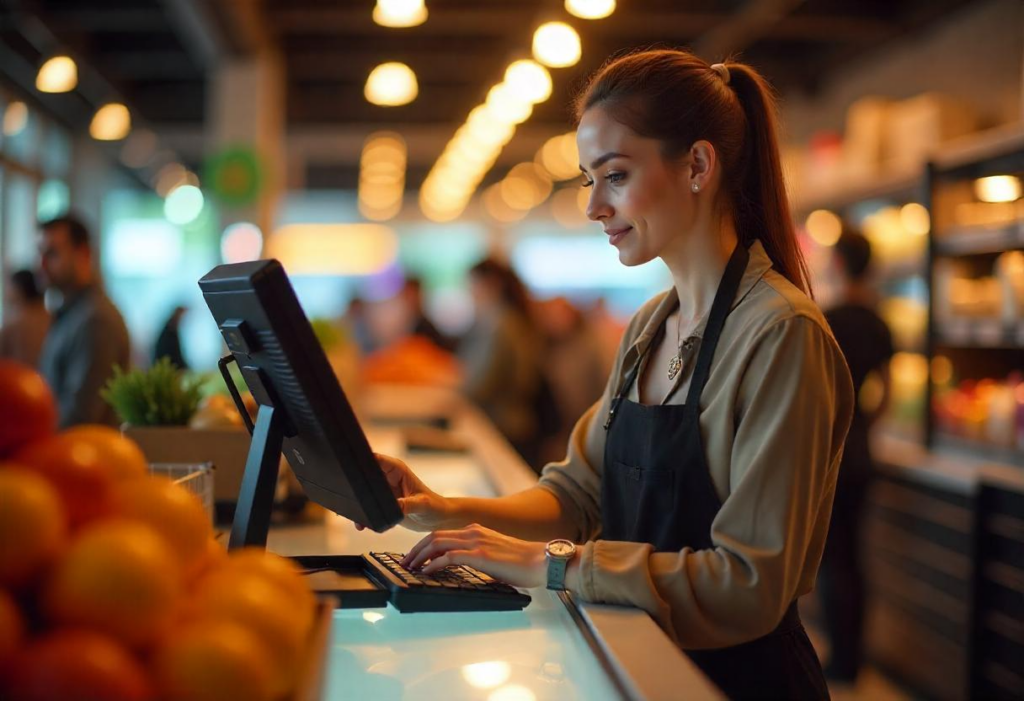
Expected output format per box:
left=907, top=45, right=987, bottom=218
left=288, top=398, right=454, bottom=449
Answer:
left=0, top=0, right=980, bottom=190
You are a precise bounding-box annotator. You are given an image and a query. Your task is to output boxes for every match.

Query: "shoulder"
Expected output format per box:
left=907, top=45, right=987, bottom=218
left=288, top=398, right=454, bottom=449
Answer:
left=733, top=270, right=836, bottom=347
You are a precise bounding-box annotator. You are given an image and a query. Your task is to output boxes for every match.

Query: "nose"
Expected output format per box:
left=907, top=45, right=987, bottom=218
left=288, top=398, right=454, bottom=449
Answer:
left=586, top=186, right=612, bottom=221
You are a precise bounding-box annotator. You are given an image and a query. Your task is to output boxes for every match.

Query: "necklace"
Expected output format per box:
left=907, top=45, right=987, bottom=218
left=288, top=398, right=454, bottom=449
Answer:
left=667, top=313, right=696, bottom=381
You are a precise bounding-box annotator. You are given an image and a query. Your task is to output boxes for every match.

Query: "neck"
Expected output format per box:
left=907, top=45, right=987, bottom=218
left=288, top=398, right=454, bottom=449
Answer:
left=661, top=211, right=739, bottom=323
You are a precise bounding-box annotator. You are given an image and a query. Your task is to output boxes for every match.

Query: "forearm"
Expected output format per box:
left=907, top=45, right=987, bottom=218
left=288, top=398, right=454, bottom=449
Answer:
left=448, top=487, right=578, bottom=542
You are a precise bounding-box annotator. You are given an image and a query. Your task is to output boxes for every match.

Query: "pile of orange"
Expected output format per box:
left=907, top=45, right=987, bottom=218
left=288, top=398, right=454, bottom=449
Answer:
left=0, top=359, right=319, bottom=701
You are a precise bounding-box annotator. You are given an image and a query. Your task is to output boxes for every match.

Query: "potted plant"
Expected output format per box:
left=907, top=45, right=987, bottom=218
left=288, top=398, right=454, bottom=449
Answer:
left=102, top=358, right=253, bottom=522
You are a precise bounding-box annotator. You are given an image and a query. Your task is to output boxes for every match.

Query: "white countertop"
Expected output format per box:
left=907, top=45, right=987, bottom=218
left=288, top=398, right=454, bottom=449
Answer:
left=266, top=385, right=720, bottom=701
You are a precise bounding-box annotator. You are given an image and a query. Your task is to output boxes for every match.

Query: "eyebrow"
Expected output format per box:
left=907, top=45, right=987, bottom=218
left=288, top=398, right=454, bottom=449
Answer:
left=581, top=152, right=628, bottom=173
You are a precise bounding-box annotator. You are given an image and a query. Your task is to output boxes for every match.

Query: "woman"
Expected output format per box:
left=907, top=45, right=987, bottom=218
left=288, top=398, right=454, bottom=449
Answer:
left=457, top=258, right=547, bottom=466
left=372, top=50, right=854, bottom=699
left=0, top=269, right=50, bottom=367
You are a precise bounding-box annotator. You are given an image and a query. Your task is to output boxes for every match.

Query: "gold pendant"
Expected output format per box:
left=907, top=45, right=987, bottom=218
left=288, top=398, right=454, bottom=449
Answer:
left=667, top=353, right=682, bottom=381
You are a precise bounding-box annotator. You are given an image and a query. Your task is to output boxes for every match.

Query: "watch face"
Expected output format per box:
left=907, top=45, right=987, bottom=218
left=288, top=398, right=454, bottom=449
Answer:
left=548, top=540, right=575, bottom=557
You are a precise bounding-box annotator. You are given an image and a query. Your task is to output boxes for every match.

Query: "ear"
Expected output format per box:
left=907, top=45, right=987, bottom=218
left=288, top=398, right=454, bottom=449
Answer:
left=688, top=140, right=717, bottom=191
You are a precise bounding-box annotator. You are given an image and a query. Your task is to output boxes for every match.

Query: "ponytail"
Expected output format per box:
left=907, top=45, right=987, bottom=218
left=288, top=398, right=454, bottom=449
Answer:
left=576, top=49, right=813, bottom=298
left=727, top=63, right=812, bottom=297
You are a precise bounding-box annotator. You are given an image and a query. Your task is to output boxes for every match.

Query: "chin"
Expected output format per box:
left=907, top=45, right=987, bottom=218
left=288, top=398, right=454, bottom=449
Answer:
left=616, top=245, right=653, bottom=268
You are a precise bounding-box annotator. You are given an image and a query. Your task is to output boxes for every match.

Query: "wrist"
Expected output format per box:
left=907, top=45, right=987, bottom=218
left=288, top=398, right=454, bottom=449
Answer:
left=563, top=550, right=582, bottom=592
left=443, top=496, right=473, bottom=529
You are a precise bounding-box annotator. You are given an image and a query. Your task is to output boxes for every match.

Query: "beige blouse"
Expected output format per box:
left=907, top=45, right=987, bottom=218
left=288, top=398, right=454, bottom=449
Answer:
left=538, top=240, right=855, bottom=649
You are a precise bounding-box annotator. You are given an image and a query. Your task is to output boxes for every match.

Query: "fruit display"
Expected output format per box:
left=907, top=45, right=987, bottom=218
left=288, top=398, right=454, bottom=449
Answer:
left=932, top=371, right=1024, bottom=451
left=0, top=361, right=322, bottom=701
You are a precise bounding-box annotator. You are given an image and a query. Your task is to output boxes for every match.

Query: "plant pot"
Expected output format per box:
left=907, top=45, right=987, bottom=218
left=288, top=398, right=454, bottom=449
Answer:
left=123, top=425, right=253, bottom=514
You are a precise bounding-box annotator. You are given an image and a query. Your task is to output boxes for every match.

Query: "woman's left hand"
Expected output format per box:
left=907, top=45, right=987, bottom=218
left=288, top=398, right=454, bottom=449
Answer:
left=400, top=524, right=548, bottom=589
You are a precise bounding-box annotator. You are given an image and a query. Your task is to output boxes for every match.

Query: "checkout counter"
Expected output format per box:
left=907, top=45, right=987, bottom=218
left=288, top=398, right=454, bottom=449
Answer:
left=264, top=385, right=722, bottom=701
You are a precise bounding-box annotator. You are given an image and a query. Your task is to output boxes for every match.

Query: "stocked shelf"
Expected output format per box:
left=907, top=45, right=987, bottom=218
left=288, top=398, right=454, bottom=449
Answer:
left=791, top=166, right=921, bottom=215
left=934, top=433, right=1024, bottom=469
left=934, top=319, right=1024, bottom=349
left=934, top=222, right=1024, bottom=257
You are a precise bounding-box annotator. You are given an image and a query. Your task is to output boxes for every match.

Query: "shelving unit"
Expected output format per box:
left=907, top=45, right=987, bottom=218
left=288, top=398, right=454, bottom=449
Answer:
left=792, top=124, right=1024, bottom=701
left=925, top=127, right=1024, bottom=465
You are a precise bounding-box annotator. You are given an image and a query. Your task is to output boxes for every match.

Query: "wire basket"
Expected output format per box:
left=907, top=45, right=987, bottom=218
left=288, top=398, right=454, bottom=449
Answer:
left=149, top=462, right=215, bottom=524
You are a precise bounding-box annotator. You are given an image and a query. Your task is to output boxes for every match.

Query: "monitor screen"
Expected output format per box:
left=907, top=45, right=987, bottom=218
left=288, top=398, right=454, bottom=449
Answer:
left=199, top=259, right=403, bottom=533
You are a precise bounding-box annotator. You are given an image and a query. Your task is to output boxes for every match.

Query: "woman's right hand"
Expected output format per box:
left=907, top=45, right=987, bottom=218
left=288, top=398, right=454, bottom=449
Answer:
left=360, top=453, right=458, bottom=532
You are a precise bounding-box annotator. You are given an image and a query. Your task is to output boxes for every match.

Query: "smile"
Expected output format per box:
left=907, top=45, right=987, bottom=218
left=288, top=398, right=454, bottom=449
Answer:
left=606, top=227, right=632, bottom=245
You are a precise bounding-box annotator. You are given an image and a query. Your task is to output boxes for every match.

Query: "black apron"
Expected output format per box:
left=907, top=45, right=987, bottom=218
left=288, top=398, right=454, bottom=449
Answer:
left=601, top=243, right=830, bottom=700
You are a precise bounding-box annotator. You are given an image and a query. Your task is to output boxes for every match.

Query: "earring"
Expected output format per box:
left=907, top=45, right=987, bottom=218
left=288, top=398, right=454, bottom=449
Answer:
left=691, top=183, right=700, bottom=193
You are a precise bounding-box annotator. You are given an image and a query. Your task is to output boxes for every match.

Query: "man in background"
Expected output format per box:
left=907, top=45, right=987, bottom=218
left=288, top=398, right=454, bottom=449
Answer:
left=0, top=269, right=50, bottom=367
left=819, top=228, right=895, bottom=685
left=37, top=215, right=130, bottom=428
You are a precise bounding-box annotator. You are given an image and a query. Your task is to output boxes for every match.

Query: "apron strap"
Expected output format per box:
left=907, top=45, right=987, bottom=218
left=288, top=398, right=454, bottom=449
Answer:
left=683, top=243, right=750, bottom=412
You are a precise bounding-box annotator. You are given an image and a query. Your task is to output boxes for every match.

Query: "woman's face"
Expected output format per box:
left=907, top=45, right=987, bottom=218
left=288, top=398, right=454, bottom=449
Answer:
left=576, top=106, right=697, bottom=267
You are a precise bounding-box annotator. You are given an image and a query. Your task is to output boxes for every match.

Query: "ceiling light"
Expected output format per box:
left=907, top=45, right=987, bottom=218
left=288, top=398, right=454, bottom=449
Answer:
left=532, top=22, right=581, bottom=68
left=89, top=103, right=131, bottom=141
left=359, top=132, right=406, bottom=221
left=3, top=101, right=28, bottom=137
left=485, top=84, right=533, bottom=124
left=365, top=62, right=418, bottom=106
left=537, top=133, right=580, bottom=180
left=504, top=60, right=552, bottom=104
left=484, top=184, right=528, bottom=223
left=164, top=185, right=204, bottom=226
left=551, top=186, right=588, bottom=228
left=805, top=209, right=842, bottom=247
left=974, top=175, right=1021, bottom=203
left=221, top=222, right=264, bottom=264
left=373, top=0, right=427, bottom=28
left=36, top=56, right=77, bottom=93
left=565, top=0, right=615, bottom=20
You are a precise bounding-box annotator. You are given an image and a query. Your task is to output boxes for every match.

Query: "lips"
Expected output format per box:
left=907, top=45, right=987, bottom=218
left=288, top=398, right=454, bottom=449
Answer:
left=605, top=226, right=632, bottom=245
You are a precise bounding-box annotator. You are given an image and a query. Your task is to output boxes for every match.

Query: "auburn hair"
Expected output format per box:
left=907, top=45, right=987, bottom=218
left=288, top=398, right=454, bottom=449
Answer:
left=575, top=49, right=812, bottom=297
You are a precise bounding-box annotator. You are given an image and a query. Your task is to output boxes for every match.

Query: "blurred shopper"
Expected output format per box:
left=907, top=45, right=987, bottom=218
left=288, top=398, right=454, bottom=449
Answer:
left=0, top=269, right=50, bottom=367
left=368, top=50, right=853, bottom=700
left=153, top=305, right=189, bottom=370
left=344, top=295, right=376, bottom=356
left=400, top=276, right=452, bottom=351
left=819, top=229, right=894, bottom=684
left=459, top=258, right=547, bottom=465
left=37, top=215, right=130, bottom=428
left=536, top=297, right=606, bottom=464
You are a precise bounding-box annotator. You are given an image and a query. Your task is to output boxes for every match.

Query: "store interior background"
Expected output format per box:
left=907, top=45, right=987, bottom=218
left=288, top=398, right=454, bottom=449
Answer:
left=0, top=1, right=1022, bottom=699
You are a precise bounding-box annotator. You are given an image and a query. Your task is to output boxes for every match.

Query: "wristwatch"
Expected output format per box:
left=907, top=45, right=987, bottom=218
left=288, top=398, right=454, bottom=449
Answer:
left=545, top=539, right=577, bottom=591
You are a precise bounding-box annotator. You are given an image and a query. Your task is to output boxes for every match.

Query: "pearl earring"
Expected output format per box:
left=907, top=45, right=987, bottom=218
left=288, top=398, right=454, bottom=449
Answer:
left=691, top=183, right=700, bottom=192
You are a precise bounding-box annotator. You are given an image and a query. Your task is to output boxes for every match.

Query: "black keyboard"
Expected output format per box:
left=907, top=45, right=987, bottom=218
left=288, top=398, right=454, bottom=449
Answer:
left=364, top=552, right=531, bottom=613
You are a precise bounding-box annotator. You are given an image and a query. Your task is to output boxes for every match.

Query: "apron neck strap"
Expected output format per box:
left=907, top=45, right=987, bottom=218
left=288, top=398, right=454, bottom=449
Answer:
left=683, top=242, right=750, bottom=410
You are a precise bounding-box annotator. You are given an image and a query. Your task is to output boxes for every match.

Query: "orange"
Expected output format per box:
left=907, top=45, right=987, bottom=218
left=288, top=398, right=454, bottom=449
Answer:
left=60, top=426, right=148, bottom=481
left=220, top=547, right=317, bottom=631
left=153, top=620, right=275, bottom=701
left=44, top=520, right=181, bottom=647
left=190, top=537, right=228, bottom=586
left=111, top=476, right=212, bottom=581
left=0, top=588, right=25, bottom=668
left=5, top=629, right=152, bottom=701
left=191, top=569, right=309, bottom=698
left=0, top=360, right=57, bottom=458
left=14, top=433, right=120, bottom=528
left=0, top=467, right=67, bottom=588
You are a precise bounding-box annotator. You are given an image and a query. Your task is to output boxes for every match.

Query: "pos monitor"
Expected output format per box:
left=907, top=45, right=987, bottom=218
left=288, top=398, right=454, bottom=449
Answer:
left=198, top=259, right=403, bottom=548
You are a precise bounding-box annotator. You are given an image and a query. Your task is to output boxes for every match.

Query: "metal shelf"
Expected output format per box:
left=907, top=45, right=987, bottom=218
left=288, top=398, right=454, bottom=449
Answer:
left=934, top=319, right=1024, bottom=349
left=933, top=222, right=1024, bottom=257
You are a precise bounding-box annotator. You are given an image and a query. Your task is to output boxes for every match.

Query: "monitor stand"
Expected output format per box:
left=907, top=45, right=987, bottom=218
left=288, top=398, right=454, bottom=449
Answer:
left=219, top=354, right=288, bottom=550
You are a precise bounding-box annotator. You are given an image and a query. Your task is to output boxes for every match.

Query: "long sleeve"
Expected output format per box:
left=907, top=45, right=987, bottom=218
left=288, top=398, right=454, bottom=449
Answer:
left=573, top=315, right=854, bottom=649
